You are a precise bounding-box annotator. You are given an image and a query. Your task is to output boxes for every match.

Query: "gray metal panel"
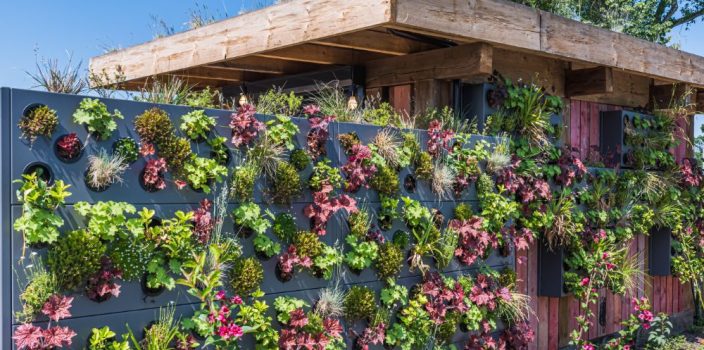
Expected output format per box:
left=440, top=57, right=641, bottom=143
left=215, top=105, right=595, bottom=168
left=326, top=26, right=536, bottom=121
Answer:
left=1, top=87, right=14, bottom=350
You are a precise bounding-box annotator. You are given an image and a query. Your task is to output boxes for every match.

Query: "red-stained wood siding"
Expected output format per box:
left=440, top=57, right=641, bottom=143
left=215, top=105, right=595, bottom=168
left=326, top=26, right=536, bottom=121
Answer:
left=517, top=99, right=695, bottom=349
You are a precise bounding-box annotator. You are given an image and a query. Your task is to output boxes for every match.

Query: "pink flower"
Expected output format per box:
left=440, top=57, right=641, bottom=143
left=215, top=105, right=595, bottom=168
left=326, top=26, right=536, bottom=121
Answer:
left=215, top=290, right=226, bottom=300
left=582, top=343, right=595, bottom=350
left=602, top=252, right=609, bottom=259
left=231, top=295, right=243, bottom=305
left=175, top=180, right=187, bottom=190
left=580, top=278, right=590, bottom=287
left=140, top=142, right=155, bottom=157
left=303, top=104, right=321, bottom=116
left=606, top=263, right=615, bottom=270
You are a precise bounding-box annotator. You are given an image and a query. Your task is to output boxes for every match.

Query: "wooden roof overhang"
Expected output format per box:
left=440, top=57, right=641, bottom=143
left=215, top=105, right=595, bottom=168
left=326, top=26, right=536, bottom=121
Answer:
left=89, top=0, right=704, bottom=95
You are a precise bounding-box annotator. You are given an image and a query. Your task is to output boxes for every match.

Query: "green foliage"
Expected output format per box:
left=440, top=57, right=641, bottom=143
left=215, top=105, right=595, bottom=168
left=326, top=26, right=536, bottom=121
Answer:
left=274, top=296, right=308, bottom=324
left=113, top=137, right=139, bottom=163
left=313, top=245, right=343, bottom=280
left=15, top=256, right=58, bottom=323
left=207, top=136, right=230, bottom=166
left=134, top=107, right=173, bottom=146
left=401, top=196, right=433, bottom=230
left=362, top=102, right=401, bottom=126
left=293, top=231, right=323, bottom=258
left=229, top=257, right=264, bottom=296
left=232, top=202, right=272, bottom=235
left=289, top=149, right=310, bottom=171
left=272, top=213, right=297, bottom=243
left=185, top=86, right=220, bottom=108
left=347, top=209, right=371, bottom=238
left=110, top=234, right=154, bottom=281
left=272, top=161, right=302, bottom=204
left=344, top=235, right=378, bottom=271
left=48, top=229, right=105, bottom=290
left=392, top=230, right=410, bottom=249
left=477, top=173, right=520, bottom=235
left=75, top=201, right=137, bottom=241
left=256, top=88, right=303, bottom=116
left=344, top=285, right=377, bottom=321
left=14, top=173, right=71, bottom=246
left=414, top=151, right=433, bottom=180
left=378, top=194, right=400, bottom=230
left=253, top=233, right=281, bottom=259
left=89, top=326, right=130, bottom=350
left=380, top=281, right=409, bottom=309
left=375, top=242, right=404, bottom=280
left=183, top=156, right=228, bottom=193
left=370, top=165, right=399, bottom=196
left=19, top=105, right=58, bottom=144
left=266, top=115, right=300, bottom=150
left=73, top=98, right=123, bottom=140
left=159, top=136, right=193, bottom=172
left=180, top=110, right=216, bottom=140
left=146, top=253, right=176, bottom=290
left=230, top=163, right=257, bottom=202
left=309, top=159, right=344, bottom=191
left=237, top=297, right=279, bottom=349
left=454, top=202, right=473, bottom=220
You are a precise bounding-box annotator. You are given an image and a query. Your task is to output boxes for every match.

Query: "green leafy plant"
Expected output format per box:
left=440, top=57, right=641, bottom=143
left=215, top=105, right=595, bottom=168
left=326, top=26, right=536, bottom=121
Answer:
left=110, top=233, right=155, bottom=281
left=15, top=255, right=59, bottom=323
left=274, top=296, right=309, bottom=324
left=343, top=285, right=377, bottom=321
left=146, top=253, right=176, bottom=290
left=273, top=213, right=297, bottom=243
left=293, top=231, right=323, bottom=258
left=362, top=102, right=401, bottom=126
left=253, top=233, right=281, bottom=259
left=271, top=161, right=302, bottom=204
left=159, top=136, right=193, bottom=173
left=13, top=173, right=71, bottom=247
left=347, top=209, right=371, bottom=239
left=232, top=202, right=272, bottom=236
left=89, top=326, right=130, bottom=350
left=256, top=87, right=303, bottom=116
left=134, top=107, right=173, bottom=146
left=112, top=137, right=139, bottom=164
left=75, top=201, right=137, bottom=241
left=378, top=194, right=400, bottom=230
left=48, top=229, right=106, bottom=290
left=19, top=105, right=58, bottom=144
left=375, top=242, right=404, bottom=280
left=266, top=115, right=300, bottom=150
left=309, top=159, right=344, bottom=191
left=73, top=98, right=123, bottom=140
left=290, top=149, right=310, bottom=171
left=180, top=110, right=216, bottom=140
left=414, top=151, right=433, bottom=180
left=370, top=165, right=399, bottom=196
left=313, top=245, right=343, bottom=280
left=229, top=257, right=264, bottom=296
left=344, top=235, right=378, bottom=272
left=183, top=156, right=228, bottom=193
left=207, top=136, right=230, bottom=166
left=230, top=163, right=257, bottom=201
left=185, top=86, right=220, bottom=108
left=454, top=202, right=473, bottom=220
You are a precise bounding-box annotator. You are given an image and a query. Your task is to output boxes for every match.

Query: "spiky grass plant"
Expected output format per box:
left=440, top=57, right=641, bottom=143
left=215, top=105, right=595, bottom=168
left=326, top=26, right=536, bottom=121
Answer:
left=15, top=254, right=59, bottom=323
left=486, top=133, right=512, bottom=174
left=86, top=150, right=128, bottom=190
left=311, top=81, right=360, bottom=122
left=137, top=76, right=194, bottom=105
left=315, top=279, right=345, bottom=318
left=431, top=162, right=455, bottom=200
left=247, top=134, right=285, bottom=179
left=27, top=54, right=86, bottom=94
left=496, top=291, right=533, bottom=324
left=373, top=129, right=402, bottom=168
left=128, top=305, right=180, bottom=350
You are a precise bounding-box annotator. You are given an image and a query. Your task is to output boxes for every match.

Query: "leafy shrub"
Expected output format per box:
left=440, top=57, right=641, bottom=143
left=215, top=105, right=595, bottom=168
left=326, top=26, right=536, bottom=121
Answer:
left=134, top=107, right=173, bottom=146
left=313, top=245, right=343, bottom=280
left=273, top=213, right=297, bottom=243
left=266, top=115, right=299, bottom=150
left=454, top=202, right=473, bottom=220
left=309, top=159, right=344, bottom=191
left=15, top=256, right=58, bottom=323
left=180, top=110, right=216, bottom=140
left=232, top=202, right=271, bottom=236
left=256, top=87, right=303, bottom=116
left=48, top=230, right=105, bottom=290
left=185, top=86, right=220, bottom=108
left=208, top=136, right=231, bottom=166
left=347, top=210, right=371, bottom=239
left=375, top=242, right=404, bottom=280
left=112, top=137, right=139, bottom=163
left=109, top=234, right=154, bottom=281
left=415, top=151, right=433, bottom=180
left=89, top=326, right=130, bottom=350
left=289, top=149, right=310, bottom=171
left=75, top=201, right=136, bottom=241
left=229, top=257, right=264, bottom=296
left=19, top=105, right=58, bottom=144
left=73, top=98, right=123, bottom=140
left=230, top=163, right=257, bottom=201
left=370, top=165, right=399, bottom=196
left=253, top=233, right=281, bottom=259
left=293, top=231, right=323, bottom=258
left=343, top=286, right=376, bottom=321
left=362, top=102, right=401, bottom=126
left=345, top=235, right=378, bottom=272
left=13, top=173, right=71, bottom=246
left=158, top=136, right=192, bottom=172
left=274, top=296, right=309, bottom=324
left=338, top=132, right=360, bottom=153
left=272, top=161, right=302, bottom=204
left=183, top=156, right=228, bottom=193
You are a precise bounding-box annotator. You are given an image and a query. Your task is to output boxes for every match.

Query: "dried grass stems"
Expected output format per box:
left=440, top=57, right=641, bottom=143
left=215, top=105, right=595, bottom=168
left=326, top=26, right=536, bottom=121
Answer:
left=431, top=161, right=455, bottom=201
left=27, top=53, right=86, bottom=94
left=86, top=150, right=128, bottom=189
left=373, top=129, right=402, bottom=168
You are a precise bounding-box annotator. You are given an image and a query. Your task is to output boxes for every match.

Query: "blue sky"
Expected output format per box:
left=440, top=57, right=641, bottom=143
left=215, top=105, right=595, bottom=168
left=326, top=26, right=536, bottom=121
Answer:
left=1, top=1, right=703, bottom=90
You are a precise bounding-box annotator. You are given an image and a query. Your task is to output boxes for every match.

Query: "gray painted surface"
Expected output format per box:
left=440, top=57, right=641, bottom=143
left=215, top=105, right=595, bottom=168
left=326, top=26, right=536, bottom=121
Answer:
left=1, top=88, right=514, bottom=349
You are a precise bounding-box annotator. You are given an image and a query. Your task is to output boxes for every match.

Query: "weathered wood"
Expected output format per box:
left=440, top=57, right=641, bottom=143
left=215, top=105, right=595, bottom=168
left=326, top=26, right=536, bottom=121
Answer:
left=389, top=84, right=413, bottom=115
left=493, top=48, right=566, bottom=96
left=574, top=70, right=650, bottom=108
left=206, top=56, right=323, bottom=75
left=414, top=80, right=452, bottom=112
left=365, top=43, right=493, bottom=88
left=313, top=29, right=433, bottom=55
left=256, top=44, right=389, bottom=65
left=566, top=67, right=613, bottom=97
left=650, top=83, right=694, bottom=110
left=89, top=0, right=392, bottom=82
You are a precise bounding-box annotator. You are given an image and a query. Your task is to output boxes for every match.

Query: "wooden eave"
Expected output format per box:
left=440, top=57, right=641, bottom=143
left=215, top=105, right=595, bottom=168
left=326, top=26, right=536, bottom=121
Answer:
left=89, top=0, right=704, bottom=89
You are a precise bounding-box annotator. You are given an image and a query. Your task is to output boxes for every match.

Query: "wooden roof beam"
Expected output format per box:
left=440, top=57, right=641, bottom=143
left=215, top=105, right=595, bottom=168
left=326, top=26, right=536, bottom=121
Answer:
left=255, top=44, right=390, bottom=65
left=365, top=43, right=493, bottom=88
left=649, top=83, right=696, bottom=110
left=312, top=30, right=435, bottom=55
left=565, top=67, right=614, bottom=97
left=205, top=56, right=324, bottom=75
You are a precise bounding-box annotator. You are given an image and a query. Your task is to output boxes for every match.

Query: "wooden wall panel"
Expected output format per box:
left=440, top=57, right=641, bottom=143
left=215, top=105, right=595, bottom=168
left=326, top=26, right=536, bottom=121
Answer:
left=522, top=99, right=695, bottom=349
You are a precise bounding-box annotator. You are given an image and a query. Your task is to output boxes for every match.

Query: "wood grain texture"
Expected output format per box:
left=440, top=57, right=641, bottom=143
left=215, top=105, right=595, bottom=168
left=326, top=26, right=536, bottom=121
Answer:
left=566, top=67, right=614, bottom=97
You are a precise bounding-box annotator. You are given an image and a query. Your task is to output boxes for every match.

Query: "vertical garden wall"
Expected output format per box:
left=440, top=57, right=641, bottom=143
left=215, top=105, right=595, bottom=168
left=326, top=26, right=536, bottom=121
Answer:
left=0, top=88, right=515, bottom=349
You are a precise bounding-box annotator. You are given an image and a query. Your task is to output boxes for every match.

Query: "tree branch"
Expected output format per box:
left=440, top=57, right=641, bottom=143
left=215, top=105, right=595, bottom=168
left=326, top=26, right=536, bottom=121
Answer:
left=654, top=0, right=670, bottom=22
left=664, top=0, right=679, bottom=22
left=671, top=8, right=704, bottom=26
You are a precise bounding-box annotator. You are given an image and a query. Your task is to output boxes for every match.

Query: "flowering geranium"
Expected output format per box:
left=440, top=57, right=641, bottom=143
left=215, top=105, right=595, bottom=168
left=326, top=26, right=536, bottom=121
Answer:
left=229, top=104, right=265, bottom=147
left=192, top=199, right=214, bottom=244
left=304, top=184, right=358, bottom=235
left=13, top=294, right=76, bottom=350
left=341, top=144, right=377, bottom=192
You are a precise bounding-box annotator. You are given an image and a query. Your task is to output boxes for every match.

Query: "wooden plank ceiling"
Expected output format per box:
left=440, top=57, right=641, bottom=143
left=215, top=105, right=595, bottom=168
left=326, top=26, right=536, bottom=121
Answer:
left=89, top=0, right=704, bottom=90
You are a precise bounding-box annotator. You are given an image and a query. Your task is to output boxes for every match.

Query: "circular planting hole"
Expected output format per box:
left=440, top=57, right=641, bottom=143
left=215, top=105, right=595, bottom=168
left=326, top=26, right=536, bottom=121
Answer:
left=22, top=103, right=46, bottom=119
left=140, top=274, right=165, bottom=297
left=403, top=174, right=417, bottom=193
left=84, top=170, right=111, bottom=193
left=22, top=162, right=53, bottom=184
left=54, top=133, right=84, bottom=163
left=139, top=168, right=165, bottom=193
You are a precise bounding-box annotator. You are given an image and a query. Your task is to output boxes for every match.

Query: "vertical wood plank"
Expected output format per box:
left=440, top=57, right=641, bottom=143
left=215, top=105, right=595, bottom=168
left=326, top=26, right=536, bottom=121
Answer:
left=605, top=292, right=614, bottom=334
left=570, top=100, right=581, bottom=149
left=589, top=103, right=601, bottom=155
left=528, top=241, right=539, bottom=350
left=579, top=101, right=590, bottom=158
left=568, top=296, right=579, bottom=343
left=548, top=297, right=560, bottom=349
left=612, top=292, right=621, bottom=332
left=538, top=297, right=550, bottom=348
left=653, top=276, right=662, bottom=313
left=667, top=276, right=674, bottom=314
left=388, top=84, right=412, bottom=115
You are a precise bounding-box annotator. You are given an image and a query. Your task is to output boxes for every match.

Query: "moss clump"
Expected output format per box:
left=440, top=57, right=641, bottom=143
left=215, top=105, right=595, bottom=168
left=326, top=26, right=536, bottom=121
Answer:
left=134, top=108, right=173, bottom=146
left=392, top=230, right=410, bottom=249
left=293, top=231, right=323, bottom=258
left=231, top=164, right=257, bottom=202
left=229, top=257, right=264, bottom=296
left=415, top=151, right=433, bottom=180
left=375, top=243, right=404, bottom=280
left=272, top=161, right=302, bottom=204
left=347, top=210, right=371, bottom=239
left=370, top=165, right=399, bottom=196
left=290, top=149, right=310, bottom=171
left=19, top=105, right=58, bottom=143
left=344, top=286, right=377, bottom=321
left=454, top=203, right=473, bottom=221
left=273, top=213, right=297, bottom=243
left=48, top=230, right=105, bottom=290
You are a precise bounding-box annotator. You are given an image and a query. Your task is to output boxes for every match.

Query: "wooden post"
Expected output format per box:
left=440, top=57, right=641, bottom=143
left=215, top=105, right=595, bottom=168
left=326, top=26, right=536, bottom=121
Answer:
left=414, top=80, right=452, bottom=113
